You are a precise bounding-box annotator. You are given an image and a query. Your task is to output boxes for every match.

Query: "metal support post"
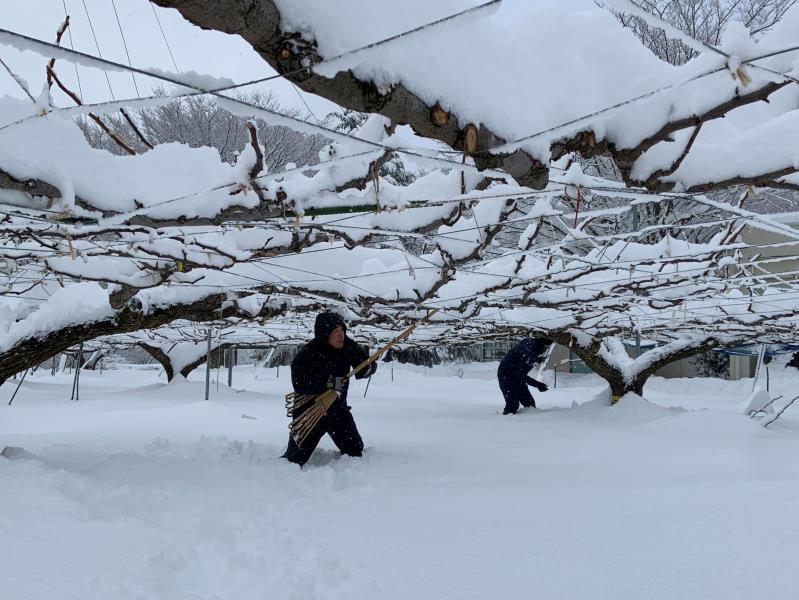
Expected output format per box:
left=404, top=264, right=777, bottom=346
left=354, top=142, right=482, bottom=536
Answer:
left=8, top=369, right=29, bottom=405
left=227, top=346, right=233, bottom=387
left=204, top=328, right=212, bottom=401
left=70, top=342, right=83, bottom=400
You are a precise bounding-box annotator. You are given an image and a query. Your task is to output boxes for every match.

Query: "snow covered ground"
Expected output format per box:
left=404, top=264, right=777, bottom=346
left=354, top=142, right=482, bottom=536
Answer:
left=2, top=362, right=798, bottom=600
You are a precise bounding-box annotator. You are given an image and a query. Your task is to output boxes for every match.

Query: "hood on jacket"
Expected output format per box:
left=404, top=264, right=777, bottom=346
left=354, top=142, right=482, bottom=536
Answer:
left=526, top=337, right=550, bottom=357
left=314, top=311, right=347, bottom=343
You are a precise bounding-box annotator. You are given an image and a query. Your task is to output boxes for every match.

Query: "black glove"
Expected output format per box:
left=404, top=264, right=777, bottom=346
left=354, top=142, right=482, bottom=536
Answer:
left=326, top=376, right=345, bottom=392
left=355, top=361, right=377, bottom=380
left=532, top=381, right=548, bottom=392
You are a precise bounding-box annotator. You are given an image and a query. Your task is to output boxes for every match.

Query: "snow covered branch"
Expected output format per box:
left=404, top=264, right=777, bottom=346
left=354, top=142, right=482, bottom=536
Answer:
left=151, top=0, right=799, bottom=193
left=0, top=287, right=289, bottom=385
left=138, top=339, right=232, bottom=381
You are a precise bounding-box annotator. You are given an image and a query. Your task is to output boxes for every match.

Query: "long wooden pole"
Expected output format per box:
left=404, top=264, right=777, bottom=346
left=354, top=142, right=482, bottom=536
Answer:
left=344, top=309, right=439, bottom=382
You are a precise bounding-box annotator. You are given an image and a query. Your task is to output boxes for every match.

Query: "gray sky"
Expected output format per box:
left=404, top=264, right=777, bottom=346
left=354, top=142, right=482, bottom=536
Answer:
left=0, top=0, right=597, bottom=118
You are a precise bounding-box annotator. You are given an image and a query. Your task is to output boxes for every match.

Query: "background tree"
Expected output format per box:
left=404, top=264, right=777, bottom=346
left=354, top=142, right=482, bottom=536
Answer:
left=77, top=88, right=329, bottom=171
left=597, top=0, right=798, bottom=65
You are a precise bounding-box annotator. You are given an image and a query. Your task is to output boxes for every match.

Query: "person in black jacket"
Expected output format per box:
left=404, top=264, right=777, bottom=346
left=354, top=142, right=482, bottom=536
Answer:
left=282, top=311, right=376, bottom=466
left=497, top=338, right=551, bottom=415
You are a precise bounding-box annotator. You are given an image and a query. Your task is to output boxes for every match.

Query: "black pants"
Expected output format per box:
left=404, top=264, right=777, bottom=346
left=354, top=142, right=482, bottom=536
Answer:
left=283, top=405, right=364, bottom=466
left=498, top=377, right=535, bottom=414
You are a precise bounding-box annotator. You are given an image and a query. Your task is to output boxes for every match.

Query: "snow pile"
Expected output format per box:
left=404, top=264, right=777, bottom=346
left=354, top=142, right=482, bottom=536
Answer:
left=3, top=364, right=799, bottom=599
left=613, top=391, right=686, bottom=419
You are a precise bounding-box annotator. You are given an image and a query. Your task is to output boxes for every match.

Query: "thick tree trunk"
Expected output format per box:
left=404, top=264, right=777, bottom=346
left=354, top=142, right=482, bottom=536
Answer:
left=546, top=332, right=726, bottom=400
left=138, top=343, right=175, bottom=381
left=138, top=341, right=232, bottom=381
left=82, top=349, right=107, bottom=370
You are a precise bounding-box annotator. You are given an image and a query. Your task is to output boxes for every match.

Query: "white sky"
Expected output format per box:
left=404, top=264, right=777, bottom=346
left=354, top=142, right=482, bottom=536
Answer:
left=0, top=0, right=598, bottom=119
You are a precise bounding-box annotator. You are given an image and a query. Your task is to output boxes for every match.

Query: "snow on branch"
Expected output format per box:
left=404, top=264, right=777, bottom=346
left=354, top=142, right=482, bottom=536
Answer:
left=152, top=0, right=799, bottom=193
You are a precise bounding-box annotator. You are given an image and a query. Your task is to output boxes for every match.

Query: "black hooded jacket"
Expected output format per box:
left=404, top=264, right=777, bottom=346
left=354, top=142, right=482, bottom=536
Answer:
left=290, top=312, right=373, bottom=412
left=497, top=338, right=550, bottom=385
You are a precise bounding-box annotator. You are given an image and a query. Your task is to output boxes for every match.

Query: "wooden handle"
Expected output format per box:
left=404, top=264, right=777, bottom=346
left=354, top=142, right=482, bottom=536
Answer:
left=345, top=309, right=438, bottom=380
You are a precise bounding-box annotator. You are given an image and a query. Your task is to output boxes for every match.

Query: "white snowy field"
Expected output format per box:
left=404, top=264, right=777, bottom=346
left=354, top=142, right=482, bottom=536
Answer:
left=2, top=361, right=799, bottom=600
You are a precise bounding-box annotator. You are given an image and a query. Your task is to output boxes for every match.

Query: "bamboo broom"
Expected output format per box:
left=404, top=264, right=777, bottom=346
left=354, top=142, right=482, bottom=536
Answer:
left=286, top=309, right=438, bottom=446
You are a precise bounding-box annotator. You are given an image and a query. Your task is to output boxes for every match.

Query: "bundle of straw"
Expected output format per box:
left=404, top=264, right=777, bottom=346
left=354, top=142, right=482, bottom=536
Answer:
left=286, top=309, right=438, bottom=446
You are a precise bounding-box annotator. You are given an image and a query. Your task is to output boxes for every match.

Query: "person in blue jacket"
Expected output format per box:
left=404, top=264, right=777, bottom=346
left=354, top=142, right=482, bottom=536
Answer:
left=497, top=338, right=551, bottom=414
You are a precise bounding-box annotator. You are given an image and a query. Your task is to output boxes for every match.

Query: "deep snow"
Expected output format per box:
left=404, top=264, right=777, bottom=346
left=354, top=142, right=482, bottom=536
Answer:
left=1, top=362, right=798, bottom=600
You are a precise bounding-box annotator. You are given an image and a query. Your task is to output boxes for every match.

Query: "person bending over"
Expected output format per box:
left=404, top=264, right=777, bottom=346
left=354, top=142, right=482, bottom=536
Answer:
left=497, top=338, right=550, bottom=415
